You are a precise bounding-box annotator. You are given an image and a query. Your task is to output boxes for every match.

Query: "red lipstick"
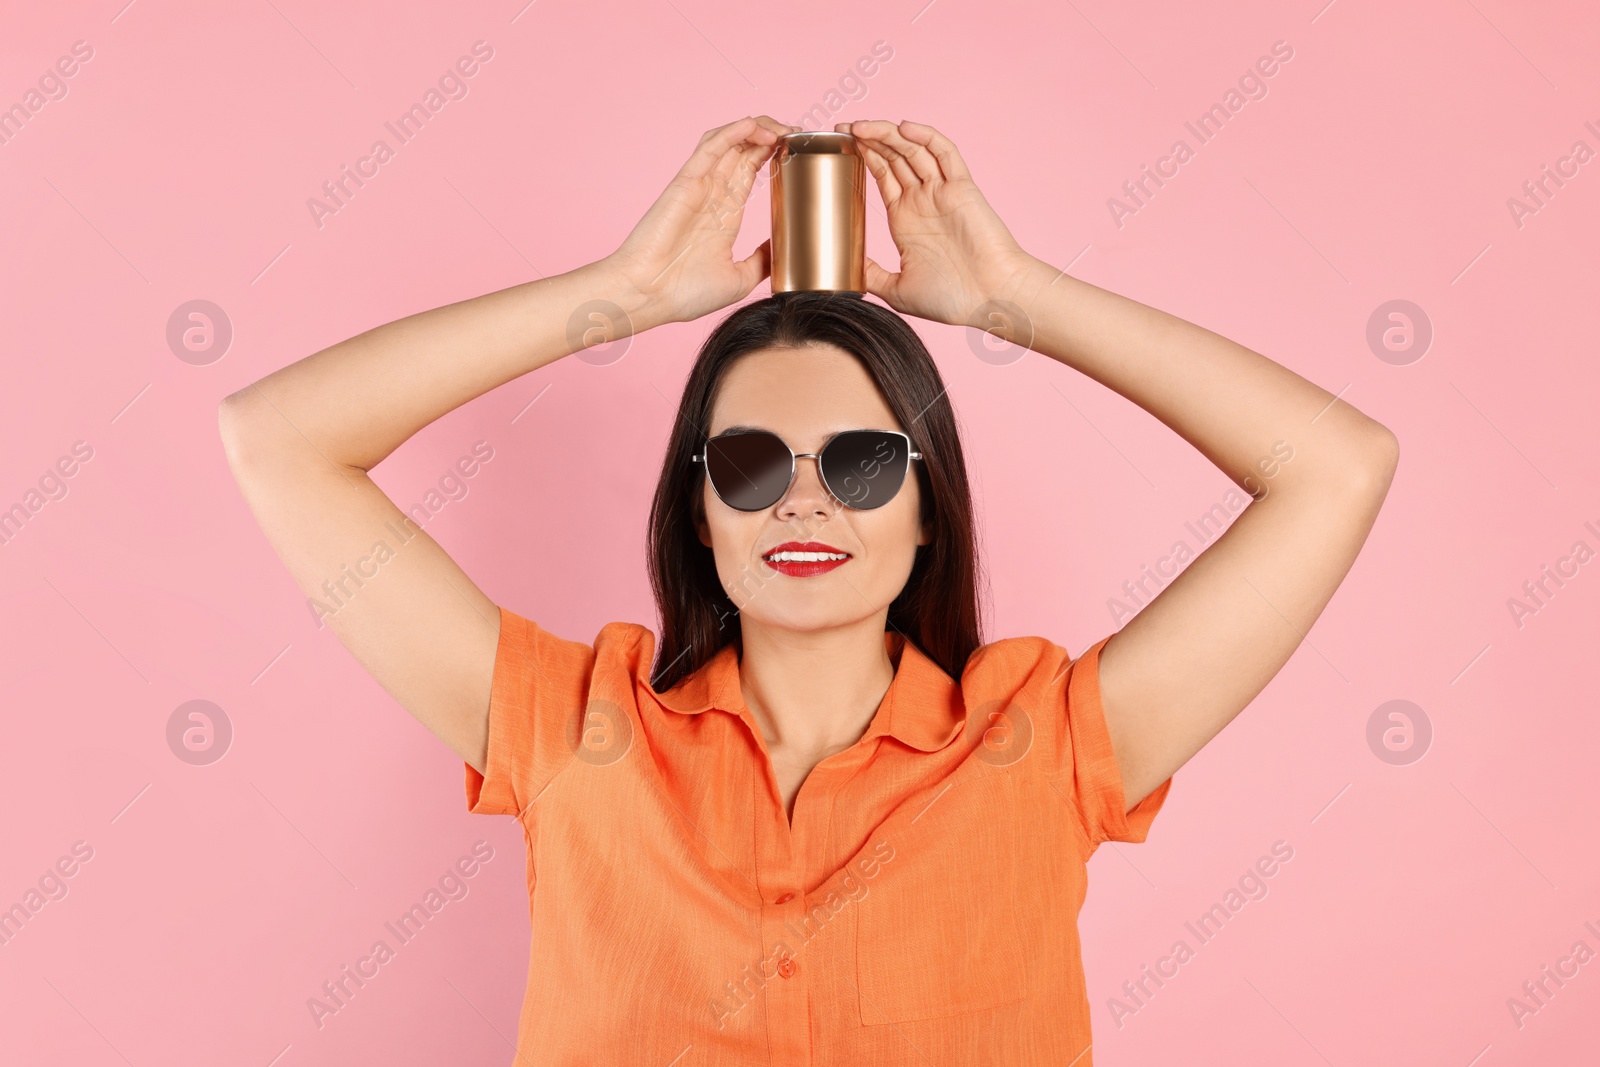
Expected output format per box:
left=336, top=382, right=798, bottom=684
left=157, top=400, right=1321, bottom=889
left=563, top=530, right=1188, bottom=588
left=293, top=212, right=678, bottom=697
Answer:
left=761, top=541, right=852, bottom=578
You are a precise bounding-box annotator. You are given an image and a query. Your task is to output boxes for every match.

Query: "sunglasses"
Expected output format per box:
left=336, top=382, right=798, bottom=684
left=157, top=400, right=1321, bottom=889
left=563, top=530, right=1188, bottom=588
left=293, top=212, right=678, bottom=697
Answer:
left=692, top=429, right=923, bottom=512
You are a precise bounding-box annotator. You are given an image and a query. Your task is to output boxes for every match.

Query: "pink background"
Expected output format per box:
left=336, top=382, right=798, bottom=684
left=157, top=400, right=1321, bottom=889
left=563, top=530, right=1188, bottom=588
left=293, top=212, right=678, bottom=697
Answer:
left=3, top=0, right=1597, bottom=1063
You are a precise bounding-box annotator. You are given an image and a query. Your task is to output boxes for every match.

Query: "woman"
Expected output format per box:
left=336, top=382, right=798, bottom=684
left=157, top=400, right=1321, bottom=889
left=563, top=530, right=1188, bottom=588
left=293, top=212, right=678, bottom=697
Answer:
left=221, top=116, right=1398, bottom=1063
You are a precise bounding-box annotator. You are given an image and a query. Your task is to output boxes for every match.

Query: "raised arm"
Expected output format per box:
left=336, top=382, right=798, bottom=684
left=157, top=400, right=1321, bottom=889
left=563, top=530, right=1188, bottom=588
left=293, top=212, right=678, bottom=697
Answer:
left=840, top=118, right=1398, bottom=810
left=219, top=115, right=791, bottom=774
left=1008, top=263, right=1395, bottom=810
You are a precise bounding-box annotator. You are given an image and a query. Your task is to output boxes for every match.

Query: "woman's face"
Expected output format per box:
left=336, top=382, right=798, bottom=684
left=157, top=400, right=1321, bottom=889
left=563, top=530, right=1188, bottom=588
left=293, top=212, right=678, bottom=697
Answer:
left=696, top=343, right=931, bottom=636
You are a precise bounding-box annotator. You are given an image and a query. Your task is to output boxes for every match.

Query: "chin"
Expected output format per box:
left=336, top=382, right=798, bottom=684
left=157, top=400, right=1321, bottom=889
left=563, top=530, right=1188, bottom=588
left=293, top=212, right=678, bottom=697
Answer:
left=746, top=601, right=872, bottom=635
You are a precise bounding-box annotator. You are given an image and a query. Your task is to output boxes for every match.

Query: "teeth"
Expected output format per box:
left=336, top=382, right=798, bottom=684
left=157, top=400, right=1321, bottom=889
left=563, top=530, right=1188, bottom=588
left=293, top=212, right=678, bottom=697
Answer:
left=766, top=551, right=849, bottom=562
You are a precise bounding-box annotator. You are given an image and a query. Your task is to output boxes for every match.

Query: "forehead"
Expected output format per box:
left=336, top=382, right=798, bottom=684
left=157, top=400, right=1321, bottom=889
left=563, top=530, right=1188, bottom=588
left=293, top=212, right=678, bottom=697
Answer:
left=707, top=344, right=904, bottom=446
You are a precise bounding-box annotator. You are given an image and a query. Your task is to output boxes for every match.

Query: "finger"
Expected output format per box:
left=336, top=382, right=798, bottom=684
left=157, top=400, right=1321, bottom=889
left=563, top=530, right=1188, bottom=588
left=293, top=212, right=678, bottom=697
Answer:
left=750, top=114, right=795, bottom=139
left=876, top=140, right=922, bottom=192
left=741, top=140, right=780, bottom=194
left=876, top=123, right=941, bottom=184
left=716, top=134, right=777, bottom=192
left=679, top=117, right=778, bottom=181
left=863, top=254, right=900, bottom=307
left=680, top=119, right=757, bottom=185
left=843, top=118, right=898, bottom=139
left=748, top=115, right=800, bottom=149
left=846, top=120, right=922, bottom=188
left=707, top=130, right=784, bottom=219
left=897, top=120, right=972, bottom=182
left=736, top=238, right=773, bottom=295
left=720, top=117, right=794, bottom=199
left=843, top=118, right=915, bottom=156
left=855, top=141, right=903, bottom=204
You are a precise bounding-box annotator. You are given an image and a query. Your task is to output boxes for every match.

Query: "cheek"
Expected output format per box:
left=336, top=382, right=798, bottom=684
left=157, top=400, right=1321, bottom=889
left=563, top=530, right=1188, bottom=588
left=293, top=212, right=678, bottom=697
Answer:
left=702, top=500, right=758, bottom=568
left=894, top=478, right=928, bottom=542
left=698, top=481, right=744, bottom=553
left=862, top=498, right=924, bottom=565
left=696, top=482, right=714, bottom=546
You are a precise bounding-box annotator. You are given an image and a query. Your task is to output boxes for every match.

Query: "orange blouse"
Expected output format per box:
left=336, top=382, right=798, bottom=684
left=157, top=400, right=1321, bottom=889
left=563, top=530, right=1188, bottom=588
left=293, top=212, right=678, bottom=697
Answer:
left=465, top=606, right=1172, bottom=1065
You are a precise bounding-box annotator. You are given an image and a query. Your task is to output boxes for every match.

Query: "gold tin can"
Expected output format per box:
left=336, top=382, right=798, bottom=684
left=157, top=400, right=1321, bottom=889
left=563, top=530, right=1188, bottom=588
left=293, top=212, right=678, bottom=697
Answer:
left=769, top=132, right=866, bottom=294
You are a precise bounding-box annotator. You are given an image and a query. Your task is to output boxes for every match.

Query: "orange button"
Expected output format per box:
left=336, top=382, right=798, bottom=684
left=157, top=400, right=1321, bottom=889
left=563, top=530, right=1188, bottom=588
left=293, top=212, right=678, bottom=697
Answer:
left=773, top=892, right=794, bottom=904
left=777, top=957, right=797, bottom=979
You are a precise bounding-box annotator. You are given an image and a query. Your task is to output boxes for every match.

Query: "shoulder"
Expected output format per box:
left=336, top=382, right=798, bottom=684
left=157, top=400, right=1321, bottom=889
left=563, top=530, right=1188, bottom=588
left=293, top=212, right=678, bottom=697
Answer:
left=962, top=634, right=1075, bottom=690
left=498, top=607, right=652, bottom=652
left=493, top=608, right=657, bottom=690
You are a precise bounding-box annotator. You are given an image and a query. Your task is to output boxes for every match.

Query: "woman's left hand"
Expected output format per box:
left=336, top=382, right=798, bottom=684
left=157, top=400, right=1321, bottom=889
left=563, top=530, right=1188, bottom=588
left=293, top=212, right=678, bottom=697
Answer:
left=835, top=119, right=1041, bottom=329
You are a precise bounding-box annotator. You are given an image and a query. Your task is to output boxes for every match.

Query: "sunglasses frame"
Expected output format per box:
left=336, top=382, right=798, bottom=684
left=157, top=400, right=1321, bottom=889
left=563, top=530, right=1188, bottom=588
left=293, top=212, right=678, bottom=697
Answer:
left=692, top=428, right=924, bottom=512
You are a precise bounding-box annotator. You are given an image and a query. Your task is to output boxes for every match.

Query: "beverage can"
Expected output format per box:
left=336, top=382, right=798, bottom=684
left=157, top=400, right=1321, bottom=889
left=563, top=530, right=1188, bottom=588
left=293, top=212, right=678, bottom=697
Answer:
left=769, top=132, right=867, bottom=293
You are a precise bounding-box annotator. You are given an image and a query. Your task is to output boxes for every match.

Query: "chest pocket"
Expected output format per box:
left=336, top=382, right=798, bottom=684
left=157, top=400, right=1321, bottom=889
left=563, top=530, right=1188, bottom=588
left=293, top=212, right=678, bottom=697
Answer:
left=854, top=770, right=1029, bottom=1024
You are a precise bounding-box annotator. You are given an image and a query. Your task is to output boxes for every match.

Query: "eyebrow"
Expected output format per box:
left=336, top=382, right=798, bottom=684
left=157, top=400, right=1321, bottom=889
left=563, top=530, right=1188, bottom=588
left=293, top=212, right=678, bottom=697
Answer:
left=709, top=424, right=902, bottom=438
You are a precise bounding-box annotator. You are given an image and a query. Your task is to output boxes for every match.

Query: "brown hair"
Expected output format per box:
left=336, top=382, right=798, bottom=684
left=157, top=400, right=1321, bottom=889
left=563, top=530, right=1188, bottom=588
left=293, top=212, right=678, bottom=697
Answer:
left=646, top=291, right=986, bottom=691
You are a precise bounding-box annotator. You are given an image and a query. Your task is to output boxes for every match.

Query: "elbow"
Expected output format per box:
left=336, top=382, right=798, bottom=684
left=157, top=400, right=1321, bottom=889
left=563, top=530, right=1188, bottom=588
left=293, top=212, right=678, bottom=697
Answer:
left=217, top=389, right=252, bottom=464
left=218, top=386, right=364, bottom=480
left=217, top=387, right=275, bottom=479
left=1347, top=422, right=1399, bottom=497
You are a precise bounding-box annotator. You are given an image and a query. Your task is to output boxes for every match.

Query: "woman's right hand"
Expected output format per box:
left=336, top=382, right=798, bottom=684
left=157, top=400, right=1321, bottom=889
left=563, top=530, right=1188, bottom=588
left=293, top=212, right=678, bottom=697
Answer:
left=604, top=115, right=795, bottom=327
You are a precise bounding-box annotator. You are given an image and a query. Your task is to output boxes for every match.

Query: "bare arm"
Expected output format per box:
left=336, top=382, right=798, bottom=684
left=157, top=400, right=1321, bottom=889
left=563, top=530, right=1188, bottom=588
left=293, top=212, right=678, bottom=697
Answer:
left=1002, top=262, right=1397, bottom=809
left=220, top=115, right=792, bottom=774
left=840, top=118, right=1398, bottom=810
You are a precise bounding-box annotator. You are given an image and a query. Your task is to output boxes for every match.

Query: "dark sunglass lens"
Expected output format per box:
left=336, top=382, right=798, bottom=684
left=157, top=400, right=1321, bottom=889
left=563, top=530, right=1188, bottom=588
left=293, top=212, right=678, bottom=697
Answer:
left=821, top=431, right=911, bottom=510
left=705, top=432, right=792, bottom=511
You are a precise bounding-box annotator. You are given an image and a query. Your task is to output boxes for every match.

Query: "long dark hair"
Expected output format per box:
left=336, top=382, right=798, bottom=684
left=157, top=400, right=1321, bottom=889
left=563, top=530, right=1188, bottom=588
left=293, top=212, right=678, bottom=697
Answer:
left=646, top=291, right=986, bottom=692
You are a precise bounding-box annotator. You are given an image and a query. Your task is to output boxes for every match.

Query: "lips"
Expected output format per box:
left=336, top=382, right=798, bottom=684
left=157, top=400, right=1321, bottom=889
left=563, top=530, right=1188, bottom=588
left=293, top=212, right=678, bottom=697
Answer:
left=762, top=541, right=852, bottom=577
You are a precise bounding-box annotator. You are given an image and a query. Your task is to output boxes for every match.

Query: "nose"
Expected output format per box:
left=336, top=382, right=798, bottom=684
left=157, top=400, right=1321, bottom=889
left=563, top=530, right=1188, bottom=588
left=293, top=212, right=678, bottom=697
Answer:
left=776, top=453, right=838, bottom=520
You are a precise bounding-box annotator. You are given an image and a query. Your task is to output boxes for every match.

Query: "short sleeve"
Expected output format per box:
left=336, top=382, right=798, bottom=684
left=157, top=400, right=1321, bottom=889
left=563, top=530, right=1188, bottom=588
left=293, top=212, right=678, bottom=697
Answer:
left=464, top=606, right=597, bottom=819
left=1060, top=634, right=1172, bottom=852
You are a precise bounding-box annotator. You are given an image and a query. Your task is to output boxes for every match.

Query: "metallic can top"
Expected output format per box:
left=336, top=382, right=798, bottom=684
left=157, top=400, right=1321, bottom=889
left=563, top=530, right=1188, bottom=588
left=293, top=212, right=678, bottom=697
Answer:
left=776, top=131, right=862, bottom=156
left=770, top=132, right=867, bottom=294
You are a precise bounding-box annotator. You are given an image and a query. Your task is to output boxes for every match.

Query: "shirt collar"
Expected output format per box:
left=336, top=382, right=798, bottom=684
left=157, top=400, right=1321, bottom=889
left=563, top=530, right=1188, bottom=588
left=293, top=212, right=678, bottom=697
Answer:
left=649, top=630, right=965, bottom=753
